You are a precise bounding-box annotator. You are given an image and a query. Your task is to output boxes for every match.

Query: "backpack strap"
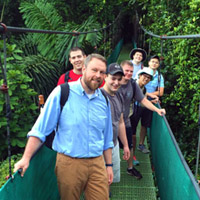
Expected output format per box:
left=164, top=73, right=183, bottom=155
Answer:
left=45, top=82, right=70, bottom=148
left=100, top=89, right=109, bottom=106
left=60, top=82, right=70, bottom=111
left=64, top=71, right=71, bottom=82
left=143, top=86, right=146, bottom=95
left=141, top=63, right=144, bottom=69
left=130, top=78, right=136, bottom=98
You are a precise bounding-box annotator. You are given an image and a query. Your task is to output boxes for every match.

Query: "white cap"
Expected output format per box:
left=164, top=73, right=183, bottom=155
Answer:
left=137, top=67, right=154, bottom=80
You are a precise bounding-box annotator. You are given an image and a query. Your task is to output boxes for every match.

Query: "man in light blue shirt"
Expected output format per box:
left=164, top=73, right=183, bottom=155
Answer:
left=14, top=54, right=114, bottom=200
left=129, top=48, right=147, bottom=78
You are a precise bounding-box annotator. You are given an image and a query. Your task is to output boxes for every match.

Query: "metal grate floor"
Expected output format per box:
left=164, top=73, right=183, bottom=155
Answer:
left=81, top=121, right=157, bottom=200
left=110, top=126, right=157, bottom=200
left=110, top=150, right=157, bottom=200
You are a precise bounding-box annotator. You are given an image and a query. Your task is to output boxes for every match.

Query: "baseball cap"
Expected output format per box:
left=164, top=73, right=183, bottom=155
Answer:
left=138, top=67, right=154, bottom=80
left=107, top=63, right=124, bottom=76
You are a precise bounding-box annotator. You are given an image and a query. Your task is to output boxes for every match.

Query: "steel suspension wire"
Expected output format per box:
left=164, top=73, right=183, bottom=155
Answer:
left=1, top=33, right=12, bottom=179
left=157, top=102, right=200, bottom=196
left=0, top=13, right=121, bottom=36
left=136, top=11, right=200, bottom=40
left=136, top=11, right=200, bottom=180
left=148, top=36, right=152, bottom=56
left=0, top=13, right=121, bottom=179
left=139, top=23, right=200, bottom=39
left=157, top=39, right=164, bottom=98
left=195, top=102, right=200, bottom=179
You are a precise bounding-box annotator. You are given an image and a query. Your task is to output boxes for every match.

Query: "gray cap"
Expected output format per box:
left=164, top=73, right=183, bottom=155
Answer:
left=107, top=63, right=124, bottom=76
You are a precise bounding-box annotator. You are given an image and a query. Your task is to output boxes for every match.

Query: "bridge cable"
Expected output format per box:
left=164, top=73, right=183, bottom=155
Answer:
left=0, top=13, right=121, bottom=179
left=0, top=30, right=13, bottom=180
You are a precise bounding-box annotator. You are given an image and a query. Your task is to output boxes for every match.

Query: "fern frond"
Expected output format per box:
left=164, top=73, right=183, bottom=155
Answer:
left=20, top=55, right=62, bottom=98
left=19, top=0, right=64, bottom=60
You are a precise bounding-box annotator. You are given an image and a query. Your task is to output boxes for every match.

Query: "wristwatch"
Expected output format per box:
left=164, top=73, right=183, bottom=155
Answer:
left=105, top=163, right=113, bottom=167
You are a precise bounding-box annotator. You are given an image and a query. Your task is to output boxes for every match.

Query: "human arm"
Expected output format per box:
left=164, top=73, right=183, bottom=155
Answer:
left=13, top=136, right=42, bottom=177
left=140, top=97, right=166, bottom=116
left=103, top=148, right=113, bottom=185
left=147, top=87, right=164, bottom=97
left=146, top=93, right=159, bottom=104
left=118, top=114, right=130, bottom=160
left=14, top=87, right=61, bottom=176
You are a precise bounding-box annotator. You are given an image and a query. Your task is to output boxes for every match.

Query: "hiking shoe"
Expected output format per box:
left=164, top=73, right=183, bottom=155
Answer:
left=137, top=144, right=150, bottom=154
left=133, top=156, right=140, bottom=166
left=127, top=167, right=143, bottom=179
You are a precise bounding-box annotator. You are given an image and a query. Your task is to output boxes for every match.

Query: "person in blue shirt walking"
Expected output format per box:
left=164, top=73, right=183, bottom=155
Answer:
left=14, top=54, right=114, bottom=200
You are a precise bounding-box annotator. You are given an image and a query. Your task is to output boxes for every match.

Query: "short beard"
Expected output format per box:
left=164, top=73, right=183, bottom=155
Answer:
left=83, top=76, right=102, bottom=92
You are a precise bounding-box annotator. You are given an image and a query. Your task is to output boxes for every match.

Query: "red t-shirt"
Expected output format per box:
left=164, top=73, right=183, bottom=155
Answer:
left=57, top=69, right=105, bottom=87
left=57, top=70, right=82, bottom=85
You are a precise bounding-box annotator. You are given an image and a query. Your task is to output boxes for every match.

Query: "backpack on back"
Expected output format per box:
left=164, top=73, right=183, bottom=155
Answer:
left=45, top=82, right=70, bottom=149
left=64, top=71, right=71, bottom=82
left=45, top=82, right=108, bottom=149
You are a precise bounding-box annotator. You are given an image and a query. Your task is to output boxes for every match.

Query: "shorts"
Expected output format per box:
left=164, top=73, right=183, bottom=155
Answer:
left=130, top=107, right=153, bottom=133
left=118, top=126, right=133, bottom=149
left=112, top=141, right=120, bottom=183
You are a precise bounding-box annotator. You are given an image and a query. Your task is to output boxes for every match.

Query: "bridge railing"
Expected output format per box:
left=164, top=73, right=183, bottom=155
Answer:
left=150, top=104, right=200, bottom=200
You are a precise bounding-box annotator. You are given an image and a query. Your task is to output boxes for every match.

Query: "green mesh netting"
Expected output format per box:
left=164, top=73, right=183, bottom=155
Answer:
left=1, top=83, right=200, bottom=200
left=0, top=146, right=60, bottom=200
left=107, top=39, right=124, bottom=65
left=150, top=111, right=200, bottom=200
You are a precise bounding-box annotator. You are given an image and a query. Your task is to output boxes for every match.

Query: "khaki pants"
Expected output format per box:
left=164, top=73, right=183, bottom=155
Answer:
left=55, top=153, right=109, bottom=200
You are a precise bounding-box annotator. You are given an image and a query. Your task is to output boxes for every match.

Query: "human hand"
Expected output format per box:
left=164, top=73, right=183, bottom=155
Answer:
left=123, top=146, right=130, bottom=160
left=106, top=166, right=113, bottom=185
left=157, top=108, right=166, bottom=116
left=13, top=158, right=30, bottom=177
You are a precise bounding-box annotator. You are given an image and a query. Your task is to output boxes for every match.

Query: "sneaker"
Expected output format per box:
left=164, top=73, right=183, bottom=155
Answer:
left=137, top=144, right=150, bottom=154
left=133, top=156, right=140, bottom=166
left=127, top=167, right=143, bottom=179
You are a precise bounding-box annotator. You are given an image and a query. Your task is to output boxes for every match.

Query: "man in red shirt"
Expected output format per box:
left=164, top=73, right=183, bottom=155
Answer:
left=57, top=47, right=86, bottom=85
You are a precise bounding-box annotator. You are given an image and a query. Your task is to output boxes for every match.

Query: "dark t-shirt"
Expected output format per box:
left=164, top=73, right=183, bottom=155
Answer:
left=118, top=79, right=144, bottom=127
left=101, top=89, right=124, bottom=146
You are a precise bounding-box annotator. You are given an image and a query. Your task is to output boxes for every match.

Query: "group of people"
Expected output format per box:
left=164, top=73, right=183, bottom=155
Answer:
left=13, top=47, right=165, bottom=200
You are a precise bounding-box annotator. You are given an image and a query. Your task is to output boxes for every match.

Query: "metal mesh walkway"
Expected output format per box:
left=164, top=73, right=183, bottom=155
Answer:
left=110, top=127, right=157, bottom=200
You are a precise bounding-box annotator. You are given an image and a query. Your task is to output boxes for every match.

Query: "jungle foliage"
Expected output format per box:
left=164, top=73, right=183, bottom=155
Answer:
left=137, top=0, right=200, bottom=173
left=0, top=0, right=130, bottom=161
left=0, top=42, right=38, bottom=159
left=0, top=0, right=199, bottom=178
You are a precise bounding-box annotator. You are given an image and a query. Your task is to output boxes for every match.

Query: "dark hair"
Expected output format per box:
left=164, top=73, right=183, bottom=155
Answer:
left=69, top=47, right=85, bottom=57
left=149, top=55, right=160, bottom=63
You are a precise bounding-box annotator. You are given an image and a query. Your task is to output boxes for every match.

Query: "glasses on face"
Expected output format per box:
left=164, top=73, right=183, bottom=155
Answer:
left=142, top=74, right=151, bottom=80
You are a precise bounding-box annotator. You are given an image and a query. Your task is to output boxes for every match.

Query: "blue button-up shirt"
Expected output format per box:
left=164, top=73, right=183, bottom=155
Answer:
left=28, top=79, right=114, bottom=158
left=145, top=71, right=164, bottom=93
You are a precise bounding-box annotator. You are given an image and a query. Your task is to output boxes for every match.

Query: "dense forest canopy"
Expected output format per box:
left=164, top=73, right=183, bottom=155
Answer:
left=0, top=0, right=199, bottom=175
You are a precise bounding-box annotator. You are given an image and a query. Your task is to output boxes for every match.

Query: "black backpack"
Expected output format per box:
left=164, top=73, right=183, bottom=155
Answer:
left=45, top=82, right=108, bottom=149
left=64, top=71, right=72, bottom=82
left=45, top=82, right=70, bottom=148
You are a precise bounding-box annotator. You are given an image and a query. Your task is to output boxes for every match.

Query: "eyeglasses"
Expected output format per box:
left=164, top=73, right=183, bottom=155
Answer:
left=142, top=74, right=151, bottom=80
